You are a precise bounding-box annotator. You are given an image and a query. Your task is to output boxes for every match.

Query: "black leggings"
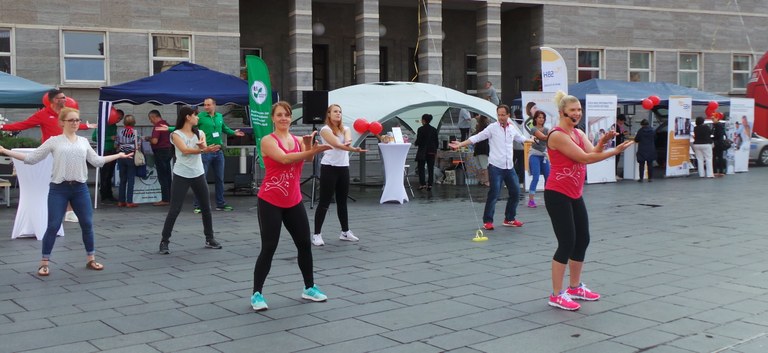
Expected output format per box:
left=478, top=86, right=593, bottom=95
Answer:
left=638, top=160, right=653, bottom=180
left=314, top=165, right=350, bottom=234
left=544, top=190, right=590, bottom=264
left=713, top=147, right=726, bottom=174
left=253, top=198, right=314, bottom=294
left=161, top=174, right=213, bottom=241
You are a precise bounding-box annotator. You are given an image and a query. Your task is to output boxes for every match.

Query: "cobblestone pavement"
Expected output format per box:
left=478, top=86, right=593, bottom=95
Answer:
left=1, top=167, right=768, bottom=353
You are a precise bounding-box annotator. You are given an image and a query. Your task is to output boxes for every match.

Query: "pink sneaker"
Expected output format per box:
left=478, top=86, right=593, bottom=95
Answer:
left=527, top=200, right=537, bottom=208
left=548, top=292, right=580, bottom=311
left=566, top=283, right=600, bottom=301
left=502, top=219, right=523, bottom=227
left=483, top=222, right=494, bottom=230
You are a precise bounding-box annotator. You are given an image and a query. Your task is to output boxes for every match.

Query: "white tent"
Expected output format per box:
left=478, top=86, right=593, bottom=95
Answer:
left=294, top=82, right=517, bottom=147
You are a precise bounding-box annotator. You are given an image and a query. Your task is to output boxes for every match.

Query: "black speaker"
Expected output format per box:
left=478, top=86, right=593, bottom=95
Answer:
left=302, top=91, right=328, bottom=124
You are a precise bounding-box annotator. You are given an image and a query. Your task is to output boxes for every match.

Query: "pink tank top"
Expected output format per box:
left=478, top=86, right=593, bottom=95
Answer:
left=546, top=127, right=587, bottom=199
left=258, top=133, right=304, bottom=208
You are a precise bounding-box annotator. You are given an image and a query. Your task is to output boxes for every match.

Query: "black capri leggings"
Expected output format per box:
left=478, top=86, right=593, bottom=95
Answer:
left=253, top=198, right=314, bottom=294
left=314, top=164, right=350, bottom=234
left=544, top=190, right=590, bottom=264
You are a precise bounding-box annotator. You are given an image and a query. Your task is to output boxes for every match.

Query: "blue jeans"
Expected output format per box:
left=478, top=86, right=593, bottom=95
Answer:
left=117, top=158, right=136, bottom=203
left=195, top=150, right=225, bottom=208
left=528, top=154, right=550, bottom=195
left=42, top=182, right=94, bottom=259
left=484, top=164, right=521, bottom=223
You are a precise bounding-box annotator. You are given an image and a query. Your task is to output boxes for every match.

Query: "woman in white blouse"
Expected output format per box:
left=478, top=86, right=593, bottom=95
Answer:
left=0, top=108, right=133, bottom=276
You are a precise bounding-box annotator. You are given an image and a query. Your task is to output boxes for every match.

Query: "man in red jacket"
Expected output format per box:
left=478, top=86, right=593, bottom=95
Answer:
left=1, top=89, right=94, bottom=142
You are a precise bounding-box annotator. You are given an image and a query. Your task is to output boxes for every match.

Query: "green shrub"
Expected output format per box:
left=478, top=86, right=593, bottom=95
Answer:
left=0, top=136, right=41, bottom=149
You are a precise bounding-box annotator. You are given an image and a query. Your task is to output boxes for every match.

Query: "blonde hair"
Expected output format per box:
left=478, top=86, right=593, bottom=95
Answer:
left=59, top=107, right=79, bottom=121
left=324, top=104, right=344, bottom=136
left=553, top=91, right=580, bottom=113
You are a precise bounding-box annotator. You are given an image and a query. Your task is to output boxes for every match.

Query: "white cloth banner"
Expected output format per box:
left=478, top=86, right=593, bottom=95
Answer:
left=585, top=94, right=617, bottom=184
left=11, top=149, right=64, bottom=240
left=730, top=97, right=754, bottom=172
left=540, top=47, right=568, bottom=94
left=666, top=96, right=693, bottom=177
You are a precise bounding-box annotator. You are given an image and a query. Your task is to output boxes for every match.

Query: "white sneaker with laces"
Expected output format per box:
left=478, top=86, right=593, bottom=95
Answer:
left=64, top=211, right=79, bottom=223
left=339, top=230, right=359, bottom=242
left=311, top=233, right=325, bottom=246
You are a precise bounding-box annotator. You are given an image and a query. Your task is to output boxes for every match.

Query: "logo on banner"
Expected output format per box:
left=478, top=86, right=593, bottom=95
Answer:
left=251, top=81, right=268, bottom=104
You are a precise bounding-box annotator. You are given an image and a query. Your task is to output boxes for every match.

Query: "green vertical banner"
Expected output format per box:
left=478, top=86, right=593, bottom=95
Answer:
left=246, top=55, right=273, bottom=167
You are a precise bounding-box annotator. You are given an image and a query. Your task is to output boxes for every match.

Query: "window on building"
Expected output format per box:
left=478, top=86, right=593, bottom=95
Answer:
left=577, top=49, right=601, bottom=82
left=351, top=46, right=387, bottom=84
left=240, top=48, right=262, bottom=79
left=151, top=34, right=191, bottom=74
left=629, top=51, right=652, bottom=82
left=678, top=53, right=700, bottom=88
left=466, top=54, right=477, bottom=94
left=0, top=28, right=11, bottom=74
left=732, top=54, right=752, bottom=91
left=62, top=31, right=106, bottom=82
left=313, top=44, right=328, bottom=91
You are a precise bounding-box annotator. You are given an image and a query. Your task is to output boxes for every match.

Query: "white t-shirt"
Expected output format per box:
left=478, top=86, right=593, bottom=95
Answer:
left=24, top=135, right=106, bottom=183
left=319, top=125, right=350, bottom=167
left=171, top=130, right=205, bottom=178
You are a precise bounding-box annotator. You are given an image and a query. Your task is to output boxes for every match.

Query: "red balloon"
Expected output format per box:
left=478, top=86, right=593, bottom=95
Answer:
left=108, top=107, right=122, bottom=125
left=648, top=95, right=661, bottom=106
left=641, top=99, right=654, bottom=110
left=353, top=118, right=369, bottom=134
left=715, top=112, right=724, bottom=120
left=707, top=101, right=719, bottom=111
left=705, top=107, right=715, bottom=117
left=368, top=121, right=383, bottom=135
left=42, top=93, right=50, bottom=108
left=64, top=97, right=79, bottom=109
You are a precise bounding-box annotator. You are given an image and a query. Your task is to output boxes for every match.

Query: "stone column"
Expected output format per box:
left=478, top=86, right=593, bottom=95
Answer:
left=418, top=0, right=442, bottom=85
left=289, top=0, right=313, bottom=103
left=477, top=0, right=502, bottom=100
left=355, top=0, right=380, bottom=83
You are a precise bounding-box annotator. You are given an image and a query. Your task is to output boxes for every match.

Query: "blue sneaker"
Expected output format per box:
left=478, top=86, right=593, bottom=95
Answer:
left=301, top=285, right=328, bottom=302
left=250, top=292, right=268, bottom=311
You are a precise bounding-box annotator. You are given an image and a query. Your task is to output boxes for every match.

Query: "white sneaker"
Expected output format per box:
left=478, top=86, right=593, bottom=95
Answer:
left=339, top=230, right=359, bottom=242
left=311, top=233, right=325, bottom=246
left=64, top=211, right=79, bottom=223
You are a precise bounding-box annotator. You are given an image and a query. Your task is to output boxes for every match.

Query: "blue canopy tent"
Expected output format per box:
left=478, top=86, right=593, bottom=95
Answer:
left=99, top=62, right=248, bottom=105
left=0, top=71, right=53, bottom=108
left=567, top=79, right=731, bottom=106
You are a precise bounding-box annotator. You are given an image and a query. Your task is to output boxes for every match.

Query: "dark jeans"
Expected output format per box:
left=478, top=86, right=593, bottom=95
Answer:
left=42, top=182, right=94, bottom=259
left=153, top=147, right=174, bottom=202
left=484, top=164, right=520, bottom=223
left=99, top=151, right=116, bottom=199
left=416, top=154, right=436, bottom=187
left=117, top=158, right=136, bottom=203
left=713, top=147, right=726, bottom=174
left=459, top=128, right=470, bottom=142
left=544, top=190, right=590, bottom=264
left=253, top=198, right=314, bottom=294
left=638, top=160, right=653, bottom=180
left=162, top=174, right=213, bottom=242
left=314, top=165, right=350, bottom=234
left=195, top=150, right=226, bottom=208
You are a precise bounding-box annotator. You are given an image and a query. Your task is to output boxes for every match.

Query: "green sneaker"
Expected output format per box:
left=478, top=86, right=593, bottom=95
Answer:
left=193, top=207, right=201, bottom=214
left=250, top=292, right=268, bottom=311
left=301, top=285, right=327, bottom=302
left=216, top=205, right=233, bottom=211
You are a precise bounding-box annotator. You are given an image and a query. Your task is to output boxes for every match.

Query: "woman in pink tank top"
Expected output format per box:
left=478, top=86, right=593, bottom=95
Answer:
left=544, top=91, right=634, bottom=311
left=250, top=101, right=332, bottom=312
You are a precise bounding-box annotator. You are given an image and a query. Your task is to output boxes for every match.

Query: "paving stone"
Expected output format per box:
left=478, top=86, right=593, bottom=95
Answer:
left=423, top=329, right=497, bottom=350
left=102, top=309, right=200, bottom=334
left=567, top=311, right=659, bottom=336
left=469, top=323, right=611, bottom=353
left=212, top=331, right=317, bottom=353
left=0, top=321, right=119, bottom=353
left=90, top=330, right=172, bottom=350
left=148, top=331, right=231, bottom=352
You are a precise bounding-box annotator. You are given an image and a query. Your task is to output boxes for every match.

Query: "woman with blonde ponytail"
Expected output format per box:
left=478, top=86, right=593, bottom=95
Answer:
left=543, top=91, right=634, bottom=311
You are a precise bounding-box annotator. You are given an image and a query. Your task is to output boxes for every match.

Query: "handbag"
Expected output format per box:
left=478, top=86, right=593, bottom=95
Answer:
left=134, top=136, right=146, bottom=166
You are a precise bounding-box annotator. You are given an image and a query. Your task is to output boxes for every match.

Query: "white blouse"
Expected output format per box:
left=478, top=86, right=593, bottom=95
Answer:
left=23, top=135, right=107, bottom=184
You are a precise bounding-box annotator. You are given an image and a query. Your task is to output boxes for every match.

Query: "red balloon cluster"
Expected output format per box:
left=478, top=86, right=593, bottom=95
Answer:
left=353, top=118, right=383, bottom=135
left=705, top=101, right=721, bottom=118
left=641, top=95, right=661, bottom=110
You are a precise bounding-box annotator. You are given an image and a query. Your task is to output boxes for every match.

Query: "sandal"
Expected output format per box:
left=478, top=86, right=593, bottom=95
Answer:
left=85, top=260, right=104, bottom=271
left=37, top=264, right=49, bottom=277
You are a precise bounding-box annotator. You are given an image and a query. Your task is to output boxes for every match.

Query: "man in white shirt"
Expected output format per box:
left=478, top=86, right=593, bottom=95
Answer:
left=450, top=104, right=530, bottom=230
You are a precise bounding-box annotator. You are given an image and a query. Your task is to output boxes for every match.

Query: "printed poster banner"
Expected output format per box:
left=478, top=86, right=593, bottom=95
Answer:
left=666, top=96, right=693, bottom=177
left=246, top=55, right=273, bottom=168
left=585, top=94, right=618, bottom=184
left=540, top=47, right=568, bottom=94
left=521, top=91, right=556, bottom=192
left=730, top=97, right=754, bottom=172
